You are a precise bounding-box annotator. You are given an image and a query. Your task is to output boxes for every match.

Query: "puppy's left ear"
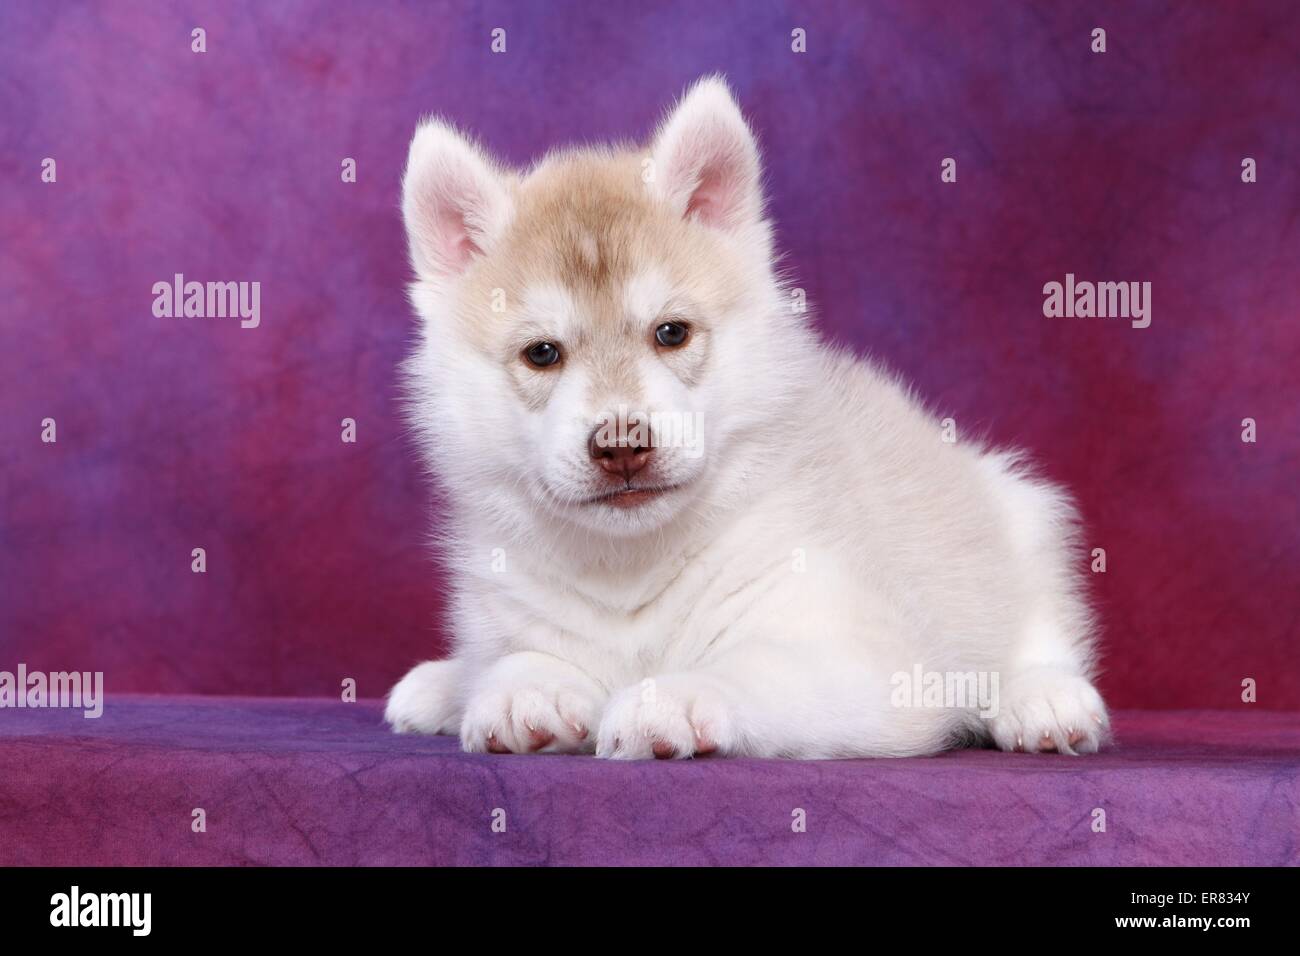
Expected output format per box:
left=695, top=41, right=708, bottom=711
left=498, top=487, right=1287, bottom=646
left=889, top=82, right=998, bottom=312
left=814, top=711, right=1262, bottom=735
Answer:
left=649, top=76, right=763, bottom=231
left=401, top=118, right=513, bottom=282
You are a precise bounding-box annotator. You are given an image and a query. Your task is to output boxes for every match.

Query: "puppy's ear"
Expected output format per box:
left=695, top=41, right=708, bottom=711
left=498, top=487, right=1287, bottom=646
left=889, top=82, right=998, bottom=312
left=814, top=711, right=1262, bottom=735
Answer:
left=649, top=76, right=763, bottom=231
left=401, top=119, right=513, bottom=280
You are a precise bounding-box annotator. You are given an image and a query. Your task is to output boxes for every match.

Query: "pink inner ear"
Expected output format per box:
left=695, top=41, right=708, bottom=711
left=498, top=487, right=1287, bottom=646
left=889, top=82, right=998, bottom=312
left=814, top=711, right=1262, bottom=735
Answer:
left=685, top=168, right=721, bottom=223
left=435, top=206, right=483, bottom=273
left=684, top=159, right=743, bottom=228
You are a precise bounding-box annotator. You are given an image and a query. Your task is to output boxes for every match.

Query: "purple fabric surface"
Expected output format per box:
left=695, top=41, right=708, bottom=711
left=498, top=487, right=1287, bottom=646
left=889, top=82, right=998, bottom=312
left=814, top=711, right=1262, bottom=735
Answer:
left=1, top=1, right=1299, bottom=710
left=1, top=696, right=1296, bottom=866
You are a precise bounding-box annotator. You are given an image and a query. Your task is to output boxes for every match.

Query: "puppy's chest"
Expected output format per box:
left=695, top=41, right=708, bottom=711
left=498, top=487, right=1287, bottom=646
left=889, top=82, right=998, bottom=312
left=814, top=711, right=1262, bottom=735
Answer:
left=501, top=548, right=788, bottom=676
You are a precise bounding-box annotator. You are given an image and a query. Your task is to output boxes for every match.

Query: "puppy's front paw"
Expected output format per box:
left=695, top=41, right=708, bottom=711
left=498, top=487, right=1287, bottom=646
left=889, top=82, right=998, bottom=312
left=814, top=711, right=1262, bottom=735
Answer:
left=988, top=666, right=1110, bottom=755
left=385, top=659, right=462, bottom=735
left=460, top=678, right=602, bottom=755
left=596, top=675, right=736, bottom=760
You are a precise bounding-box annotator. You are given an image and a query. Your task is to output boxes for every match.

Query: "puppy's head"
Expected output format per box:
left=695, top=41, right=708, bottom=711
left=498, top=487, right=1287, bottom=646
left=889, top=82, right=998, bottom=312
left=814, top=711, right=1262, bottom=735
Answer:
left=401, top=77, right=810, bottom=539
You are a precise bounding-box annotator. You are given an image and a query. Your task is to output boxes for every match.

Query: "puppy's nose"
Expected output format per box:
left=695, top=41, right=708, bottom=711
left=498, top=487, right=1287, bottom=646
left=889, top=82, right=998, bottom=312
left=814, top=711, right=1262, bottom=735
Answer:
left=588, top=425, right=653, bottom=480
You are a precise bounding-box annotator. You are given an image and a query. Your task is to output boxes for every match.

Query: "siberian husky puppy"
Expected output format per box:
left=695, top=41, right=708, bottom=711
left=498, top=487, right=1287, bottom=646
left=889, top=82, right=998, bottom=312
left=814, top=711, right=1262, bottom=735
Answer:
left=385, top=77, right=1109, bottom=759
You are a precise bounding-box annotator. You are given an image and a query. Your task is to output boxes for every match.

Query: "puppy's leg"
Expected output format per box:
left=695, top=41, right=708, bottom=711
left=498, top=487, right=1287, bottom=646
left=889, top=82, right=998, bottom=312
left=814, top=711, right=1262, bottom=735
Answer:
left=595, top=640, right=950, bottom=760
left=986, top=659, right=1110, bottom=755
left=459, top=651, right=607, bottom=755
left=594, top=670, right=739, bottom=760
left=385, top=658, right=466, bottom=735
left=984, top=583, right=1109, bottom=754
left=978, top=455, right=1111, bottom=754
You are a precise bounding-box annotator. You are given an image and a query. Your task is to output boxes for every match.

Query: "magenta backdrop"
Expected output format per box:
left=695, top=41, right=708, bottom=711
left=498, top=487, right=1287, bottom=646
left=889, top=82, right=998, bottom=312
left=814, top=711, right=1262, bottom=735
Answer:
left=1, top=1, right=1297, bottom=708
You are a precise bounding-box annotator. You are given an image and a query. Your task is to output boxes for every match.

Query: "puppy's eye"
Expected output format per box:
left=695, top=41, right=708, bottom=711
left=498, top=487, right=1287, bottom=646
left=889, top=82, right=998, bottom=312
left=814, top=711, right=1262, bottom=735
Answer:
left=523, top=341, right=561, bottom=368
left=654, top=321, right=690, bottom=348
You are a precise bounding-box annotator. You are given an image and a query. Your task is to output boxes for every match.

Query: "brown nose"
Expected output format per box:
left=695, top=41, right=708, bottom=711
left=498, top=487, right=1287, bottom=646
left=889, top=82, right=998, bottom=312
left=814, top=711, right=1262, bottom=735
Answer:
left=588, top=424, right=653, bottom=480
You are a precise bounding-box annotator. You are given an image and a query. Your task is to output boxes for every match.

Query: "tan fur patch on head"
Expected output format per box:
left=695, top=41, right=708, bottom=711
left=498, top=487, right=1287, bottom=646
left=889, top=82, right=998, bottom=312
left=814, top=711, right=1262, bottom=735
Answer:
left=453, top=146, right=747, bottom=406
left=507, top=150, right=659, bottom=295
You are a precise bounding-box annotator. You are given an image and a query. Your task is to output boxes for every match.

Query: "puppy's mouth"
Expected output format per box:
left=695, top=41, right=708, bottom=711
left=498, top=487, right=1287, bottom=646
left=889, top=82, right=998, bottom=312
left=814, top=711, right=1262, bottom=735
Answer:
left=584, top=482, right=684, bottom=509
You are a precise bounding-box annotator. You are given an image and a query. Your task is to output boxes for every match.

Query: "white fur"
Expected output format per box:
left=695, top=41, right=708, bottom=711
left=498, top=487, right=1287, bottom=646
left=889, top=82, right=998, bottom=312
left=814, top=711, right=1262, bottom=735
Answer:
left=385, top=77, right=1110, bottom=759
left=401, top=119, right=514, bottom=279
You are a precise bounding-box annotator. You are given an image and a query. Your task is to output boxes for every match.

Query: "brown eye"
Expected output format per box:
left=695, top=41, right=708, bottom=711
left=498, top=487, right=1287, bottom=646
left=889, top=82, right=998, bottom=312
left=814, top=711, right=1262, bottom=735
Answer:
left=524, top=341, right=561, bottom=368
left=655, top=321, right=690, bottom=348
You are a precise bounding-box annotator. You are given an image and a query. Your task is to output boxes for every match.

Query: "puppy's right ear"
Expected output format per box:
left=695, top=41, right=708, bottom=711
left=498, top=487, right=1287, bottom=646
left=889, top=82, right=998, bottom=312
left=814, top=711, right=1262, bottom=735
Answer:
left=401, top=119, right=513, bottom=281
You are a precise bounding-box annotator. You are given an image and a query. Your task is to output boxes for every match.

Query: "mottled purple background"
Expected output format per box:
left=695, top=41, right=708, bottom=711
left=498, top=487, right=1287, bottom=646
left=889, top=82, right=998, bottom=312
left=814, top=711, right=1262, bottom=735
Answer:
left=1, top=1, right=1297, bottom=708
